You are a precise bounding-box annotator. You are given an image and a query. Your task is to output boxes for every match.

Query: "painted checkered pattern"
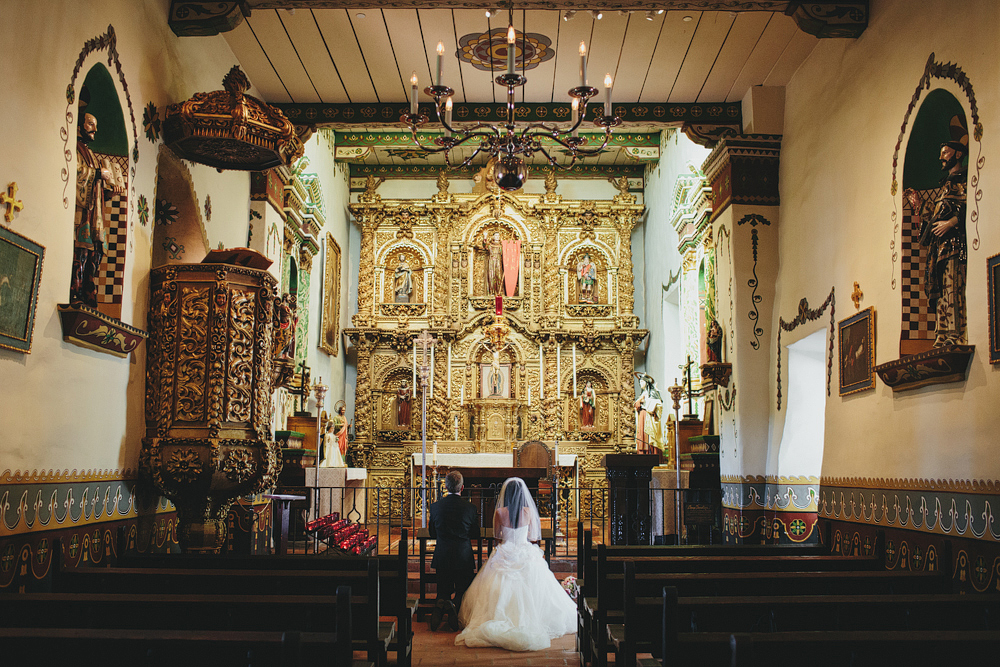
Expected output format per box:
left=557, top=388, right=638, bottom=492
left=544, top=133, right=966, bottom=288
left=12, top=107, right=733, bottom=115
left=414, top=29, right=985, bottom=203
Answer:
left=900, top=186, right=944, bottom=340
left=95, top=154, right=129, bottom=306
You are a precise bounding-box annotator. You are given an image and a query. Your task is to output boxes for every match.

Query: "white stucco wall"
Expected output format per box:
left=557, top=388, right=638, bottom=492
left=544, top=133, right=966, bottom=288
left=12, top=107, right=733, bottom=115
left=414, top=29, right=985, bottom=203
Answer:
left=0, top=0, right=256, bottom=474
left=776, top=0, right=1000, bottom=483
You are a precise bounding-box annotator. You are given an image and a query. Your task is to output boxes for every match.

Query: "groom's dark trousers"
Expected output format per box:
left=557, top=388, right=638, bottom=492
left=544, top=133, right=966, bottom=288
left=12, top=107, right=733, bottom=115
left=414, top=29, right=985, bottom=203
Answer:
left=428, top=492, right=480, bottom=610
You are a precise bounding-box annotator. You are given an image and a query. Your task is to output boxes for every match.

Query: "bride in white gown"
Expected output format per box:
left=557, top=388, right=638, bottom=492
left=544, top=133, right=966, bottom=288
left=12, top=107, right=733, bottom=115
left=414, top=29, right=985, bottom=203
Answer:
left=455, top=477, right=577, bottom=651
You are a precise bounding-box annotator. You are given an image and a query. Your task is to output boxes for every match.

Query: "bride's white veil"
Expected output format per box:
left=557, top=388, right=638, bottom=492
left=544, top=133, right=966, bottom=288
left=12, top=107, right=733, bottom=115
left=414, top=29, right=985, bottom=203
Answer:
left=494, top=477, right=542, bottom=542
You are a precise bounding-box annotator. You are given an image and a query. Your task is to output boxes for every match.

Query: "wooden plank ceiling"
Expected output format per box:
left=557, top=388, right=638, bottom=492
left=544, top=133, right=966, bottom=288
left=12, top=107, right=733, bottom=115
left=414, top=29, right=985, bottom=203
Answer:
left=223, top=7, right=817, bottom=168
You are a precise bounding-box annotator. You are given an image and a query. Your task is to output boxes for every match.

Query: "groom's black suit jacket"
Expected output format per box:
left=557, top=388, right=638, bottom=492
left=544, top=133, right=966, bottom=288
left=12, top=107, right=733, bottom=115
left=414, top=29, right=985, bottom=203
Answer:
left=428, top=493, right=480, bottom=572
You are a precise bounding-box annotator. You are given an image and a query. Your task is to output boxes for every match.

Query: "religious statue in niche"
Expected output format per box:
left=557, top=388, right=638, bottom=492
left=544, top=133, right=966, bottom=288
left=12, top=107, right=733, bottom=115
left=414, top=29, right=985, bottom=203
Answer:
left=577, top=253, right=598, bottom=304
left=706, top=319, right=723, bottom=362
left=396, top=380, right=412, bottom=429
left=634, top=372, right=663, bottom=454
left=480, top=361, right=511, bottom=398
left=393, top=253, right=413, bottom=303
left=476, top=227, right=521, bottom=296
left=904, top=115, right=969, bottom=346
left=73, top=90, right=125, bottom=307
left=579, top=380, right=596, bottom=429
left=321, top=401, right=349, bottom=467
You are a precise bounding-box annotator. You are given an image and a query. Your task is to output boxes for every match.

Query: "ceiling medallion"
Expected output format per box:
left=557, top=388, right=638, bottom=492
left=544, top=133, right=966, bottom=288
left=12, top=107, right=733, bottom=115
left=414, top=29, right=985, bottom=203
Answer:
left=457, top=28, right=555, bottom=72
left=402, top=5, right=620, bottom=192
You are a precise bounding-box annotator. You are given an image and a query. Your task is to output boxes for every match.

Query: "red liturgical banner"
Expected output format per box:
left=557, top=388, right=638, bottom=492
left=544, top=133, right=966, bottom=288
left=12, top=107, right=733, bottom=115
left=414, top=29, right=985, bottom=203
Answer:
left=501, top=239, right=521, bottom=296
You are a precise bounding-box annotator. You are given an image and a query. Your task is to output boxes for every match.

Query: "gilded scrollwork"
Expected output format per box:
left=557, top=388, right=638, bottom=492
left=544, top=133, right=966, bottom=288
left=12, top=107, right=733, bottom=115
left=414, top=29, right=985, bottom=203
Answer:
left=220, top=448, right=255, bottom=483
left=165, top=448, right=203, bottom=484
left=226, top=289, right=255, bottom=423
left=176, top=286, right=209, bottom=423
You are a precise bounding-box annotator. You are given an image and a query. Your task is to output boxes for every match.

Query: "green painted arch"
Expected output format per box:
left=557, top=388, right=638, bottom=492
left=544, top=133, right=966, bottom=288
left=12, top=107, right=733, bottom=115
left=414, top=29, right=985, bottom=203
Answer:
left=902, top=88, right=967, bottom=191
left=80, top=63, right=128, bottom=157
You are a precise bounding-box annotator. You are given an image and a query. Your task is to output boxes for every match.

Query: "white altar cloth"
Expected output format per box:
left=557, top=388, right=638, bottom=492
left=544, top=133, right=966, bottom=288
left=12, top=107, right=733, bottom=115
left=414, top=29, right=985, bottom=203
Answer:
left=411, top=453, right=577, bottom=467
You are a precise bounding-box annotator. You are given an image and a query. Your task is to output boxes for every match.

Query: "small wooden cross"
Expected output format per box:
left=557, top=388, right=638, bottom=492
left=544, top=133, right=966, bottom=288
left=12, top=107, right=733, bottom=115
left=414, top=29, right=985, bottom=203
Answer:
left=851, top=281, right=863, bottom=311
left=0, top=182, right=23, bottom=223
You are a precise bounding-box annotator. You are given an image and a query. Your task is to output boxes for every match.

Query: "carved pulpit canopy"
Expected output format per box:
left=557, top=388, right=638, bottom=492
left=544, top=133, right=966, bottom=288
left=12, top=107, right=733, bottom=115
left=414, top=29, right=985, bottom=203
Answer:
left=163, top=66, right=304, bottom=171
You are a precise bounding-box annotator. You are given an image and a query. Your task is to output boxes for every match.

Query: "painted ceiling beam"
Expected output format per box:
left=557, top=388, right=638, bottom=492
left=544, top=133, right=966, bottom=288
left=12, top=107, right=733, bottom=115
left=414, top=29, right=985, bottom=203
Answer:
left=348, top=163, right=647, bottom=182
left=169, top=1, right=868, bottom=39
left=274, top=102, right=742, bottom=128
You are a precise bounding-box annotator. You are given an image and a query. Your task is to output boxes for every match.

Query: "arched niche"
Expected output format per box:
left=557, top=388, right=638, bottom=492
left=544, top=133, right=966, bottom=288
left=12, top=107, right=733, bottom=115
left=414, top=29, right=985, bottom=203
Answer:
left=469, top=219, right=523, bottom=297
left=564, top=243, right=613, bottom=305
left=473, top=342, right=521, bottom=400
left=567, top=368, right=612, bottom=432
left=152, top=145, right=209, bottom=267
left=378, top=367, right=419, bottom=432
left=72, top=63, right=130, bottom=318
left=900, top=88, right=969, bottom=354
left=380, top=244, right=426, bottom=304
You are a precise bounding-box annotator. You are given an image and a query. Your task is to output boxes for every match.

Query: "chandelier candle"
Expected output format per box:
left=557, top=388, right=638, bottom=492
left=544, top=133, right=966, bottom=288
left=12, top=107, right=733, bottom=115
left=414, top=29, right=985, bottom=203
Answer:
left=506, top=25, right=516, bottom=75
left=410, top=72, right=418, bottom=115
left=604, top=74, right=613, bottom=118
left=435, top=42, right=445, bottom=86
left=444, top=98, right=453, bottom=137
left=579, top=42, right=587, bottom=86
left=571, top=98, right=579, bottom=138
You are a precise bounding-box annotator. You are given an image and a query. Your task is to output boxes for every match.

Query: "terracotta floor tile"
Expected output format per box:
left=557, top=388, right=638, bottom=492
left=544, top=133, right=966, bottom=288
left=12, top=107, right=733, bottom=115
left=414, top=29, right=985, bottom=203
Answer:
left=409, top=618, right=580, bottom=667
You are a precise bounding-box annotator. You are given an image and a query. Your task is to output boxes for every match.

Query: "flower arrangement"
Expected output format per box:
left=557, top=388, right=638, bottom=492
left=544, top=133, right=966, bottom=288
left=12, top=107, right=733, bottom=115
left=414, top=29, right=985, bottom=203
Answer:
left=560, top=575, right=579, bottom=600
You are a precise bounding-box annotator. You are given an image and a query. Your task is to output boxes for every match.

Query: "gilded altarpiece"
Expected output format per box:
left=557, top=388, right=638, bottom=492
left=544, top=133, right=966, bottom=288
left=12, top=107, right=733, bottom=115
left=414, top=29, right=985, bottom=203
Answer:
left=345, top=181, right=646, bottom=514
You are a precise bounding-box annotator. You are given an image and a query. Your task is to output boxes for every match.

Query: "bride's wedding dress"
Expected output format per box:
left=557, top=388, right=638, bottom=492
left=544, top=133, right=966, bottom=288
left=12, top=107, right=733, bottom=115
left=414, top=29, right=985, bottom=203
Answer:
left=455, top=524, right=576, bottom=651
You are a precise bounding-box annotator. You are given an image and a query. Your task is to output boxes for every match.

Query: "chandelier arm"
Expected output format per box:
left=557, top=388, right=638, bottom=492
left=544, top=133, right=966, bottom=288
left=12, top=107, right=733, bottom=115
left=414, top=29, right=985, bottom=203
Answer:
left=536, top=144, right=579, bottom=171
left=545, top=130, right=613, bottom=157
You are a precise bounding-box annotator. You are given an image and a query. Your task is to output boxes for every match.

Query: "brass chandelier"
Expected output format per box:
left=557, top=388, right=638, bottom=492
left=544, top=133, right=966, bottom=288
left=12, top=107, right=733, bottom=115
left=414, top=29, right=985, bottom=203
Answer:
left=401, top=5, right=621, bottom=191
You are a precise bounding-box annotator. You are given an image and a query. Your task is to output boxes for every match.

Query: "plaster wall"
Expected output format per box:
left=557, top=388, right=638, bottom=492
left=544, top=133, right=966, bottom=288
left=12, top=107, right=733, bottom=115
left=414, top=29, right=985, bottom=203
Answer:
left=639, top=131, right=710, bottom=386
left=776, top=0, right=1000, bottom=484
left=0, top=0, right=256, bottom=474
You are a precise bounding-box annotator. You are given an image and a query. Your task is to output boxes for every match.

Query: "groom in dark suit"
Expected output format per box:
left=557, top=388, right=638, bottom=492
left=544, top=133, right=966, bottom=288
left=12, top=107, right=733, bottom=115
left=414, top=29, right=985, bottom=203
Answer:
left=428, top=470, right=480, bottom=631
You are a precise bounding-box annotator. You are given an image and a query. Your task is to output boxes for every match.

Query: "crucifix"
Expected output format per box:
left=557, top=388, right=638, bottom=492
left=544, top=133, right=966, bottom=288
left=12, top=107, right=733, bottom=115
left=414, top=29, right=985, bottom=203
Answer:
left=680, top=355, right=697, bottom=420
left=414, top=329, right=437, bottom=527
left=1, top=182, right=24, bottom=223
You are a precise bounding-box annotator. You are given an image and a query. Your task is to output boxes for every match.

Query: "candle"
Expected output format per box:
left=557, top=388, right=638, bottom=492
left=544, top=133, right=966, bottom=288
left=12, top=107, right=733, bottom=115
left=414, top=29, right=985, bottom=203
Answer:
left=604, top=74, right=613, bottom=117
left=435, top=42, right=444, bottom=86
left=460, top=385, right=465, bottom=405
left=539, top=344, right=544, bottom=399
left=579, top=42, right=587, bottom=87
left=447, top=343, right=452, bottom=397
left=433, top=439, right=437, bottom=465
left=571, top=98, right=579, bottom=138
left=496, top=294, right=503, bottom=316
left=506, top=25, right=516, bottom=75
left=572, top=342, right=577, bottom=397
left=412, top=339, right=417, bottom=391
left=444, top=97, right=453, bottom=138
left=429, top=342, right=435, bottom=399
left=410, top=71, right=418, bottom=115
left=554, top=440, right=559, bottom=468
left=528, top=385, right=531, bottom=407
left=556, top=343, right=561, bottom=398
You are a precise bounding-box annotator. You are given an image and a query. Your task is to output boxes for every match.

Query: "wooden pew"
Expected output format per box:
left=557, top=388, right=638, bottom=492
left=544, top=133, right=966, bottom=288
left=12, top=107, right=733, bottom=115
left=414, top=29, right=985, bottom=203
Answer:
left=613, top=568, right=1000, bottom=667
left=0, top=585, right=361, bottom=667
left=55, top=556, right=390, bottom=666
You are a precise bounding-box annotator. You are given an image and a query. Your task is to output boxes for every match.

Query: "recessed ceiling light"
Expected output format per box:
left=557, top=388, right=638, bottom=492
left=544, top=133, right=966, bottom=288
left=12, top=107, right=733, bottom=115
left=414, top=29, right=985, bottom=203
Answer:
left=356, top=12, right=365, bottom=19
left=682, top=15, right=693, bottom=22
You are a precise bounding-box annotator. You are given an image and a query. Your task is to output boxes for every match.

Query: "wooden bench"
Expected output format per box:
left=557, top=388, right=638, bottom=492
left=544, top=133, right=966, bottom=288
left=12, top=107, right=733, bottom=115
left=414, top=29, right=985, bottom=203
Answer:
left=0, top=585, right=364, bottom=667
left=117, top=529, right=415, bottom=667
left=55, top=556, right=391, bottom=666
left=612, top=564, right=1000, bottom=667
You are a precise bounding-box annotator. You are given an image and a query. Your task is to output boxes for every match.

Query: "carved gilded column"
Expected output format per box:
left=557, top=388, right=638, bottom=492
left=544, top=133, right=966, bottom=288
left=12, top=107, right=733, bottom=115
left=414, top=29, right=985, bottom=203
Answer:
left=352, top=333, right=378, bottom=463
left=432, top=211, right=453, bottom=323
left=429, top=336, right=449, bottom=438
left=352, top=214, right=380, bottom=328
left=613, top=209, right=641, bottom=322
left=541, top=334, right=559, bottom=439
left=541, top=215, right=561, bottom=324
left=614, top=333, right=638, bottom=448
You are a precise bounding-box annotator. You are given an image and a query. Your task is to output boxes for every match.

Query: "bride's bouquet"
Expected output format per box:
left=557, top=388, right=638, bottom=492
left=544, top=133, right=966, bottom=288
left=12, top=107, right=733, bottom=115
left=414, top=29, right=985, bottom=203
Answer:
left=560, top=575, right=579, bottom=600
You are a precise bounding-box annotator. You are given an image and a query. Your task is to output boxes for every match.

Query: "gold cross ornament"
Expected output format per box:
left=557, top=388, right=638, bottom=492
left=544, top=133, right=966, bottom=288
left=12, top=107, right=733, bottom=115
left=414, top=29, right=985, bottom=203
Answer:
left=1, top=182, right=23, bottom=223
left=851, top=281, right=863, bottom=311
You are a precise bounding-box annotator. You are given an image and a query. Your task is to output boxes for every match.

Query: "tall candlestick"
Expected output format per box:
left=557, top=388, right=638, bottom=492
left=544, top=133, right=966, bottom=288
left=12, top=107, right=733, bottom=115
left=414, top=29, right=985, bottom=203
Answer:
left=554, top=440, right=559, bottom=468
left=444, top=97, right=453, bottom=137
left=604, top=74, right=613, bottom=117
left=579, top=42, right=588, bottom=86
left=435, top=42, right=444, bottom=86
left=528, top=385, right=531, bottom=407
left=454, top=415, right=459, bottom=441
left=460, top=385, right=465, bottom=405
left=539, top=344, right=544, bottom=399
left=410, top=72, right=418, bottom=115
left=572, top=342, right=577, bottom=397
left=571, top=98, right=579, bottom=138
left=429, top=342, right=435, bottom=399
left=433, top=439, right=437, bottom=465
left=447, top=343, right=452, bottom=397
left=506, top=25, right=516, bottom=75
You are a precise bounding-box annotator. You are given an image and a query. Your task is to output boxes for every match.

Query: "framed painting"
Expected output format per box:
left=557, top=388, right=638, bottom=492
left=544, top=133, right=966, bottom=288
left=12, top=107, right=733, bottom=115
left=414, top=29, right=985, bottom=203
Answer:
left=319, top=233, right=341, bottom=356
left=480, top=363, right=511, bottom=398
left=0, top=225, right=44, bottom=353
left=989, top=254, right=1000, bottom=363
left=838, top=306, right=875, bottom=396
